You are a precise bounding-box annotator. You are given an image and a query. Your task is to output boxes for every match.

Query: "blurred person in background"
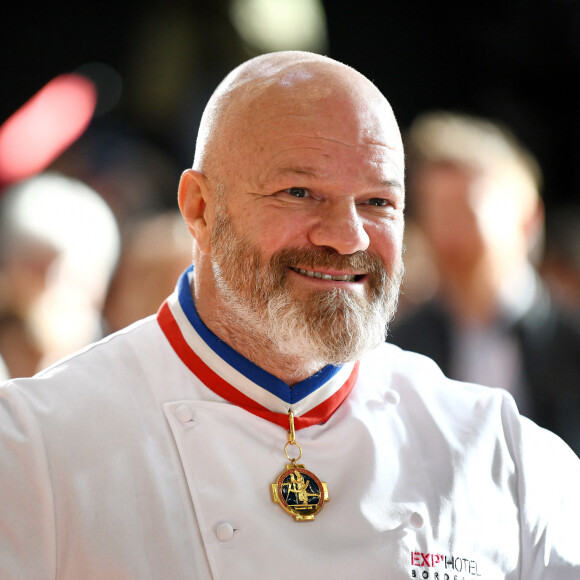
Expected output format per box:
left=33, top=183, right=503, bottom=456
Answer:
left=102, top=209, right=192, bottom=333
left=389, top=111, right=580, bottom=455
left=0, top=171, right=120, bottom=376
left=0, top=352, right=8, bottom=382
left=0, top=311, right=43, bottom=379
left=540, top=203, right=580, bottom=315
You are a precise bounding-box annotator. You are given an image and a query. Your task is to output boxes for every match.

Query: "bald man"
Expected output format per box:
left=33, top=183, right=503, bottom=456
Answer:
left=1, top=52, right=579, bottom=579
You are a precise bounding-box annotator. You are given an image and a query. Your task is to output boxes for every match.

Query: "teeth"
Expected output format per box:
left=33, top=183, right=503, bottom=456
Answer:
left=292, top=267, right=357, bottom=282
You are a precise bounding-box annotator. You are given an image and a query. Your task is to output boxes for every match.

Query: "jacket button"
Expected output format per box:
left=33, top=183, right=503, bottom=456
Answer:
left=410, top=512, right=424, bottom=529
left=216, top=522, right=235, bottom=542
left=384, top=390, right=400, bottom=405
left=175, top=405, right=194, bottom=423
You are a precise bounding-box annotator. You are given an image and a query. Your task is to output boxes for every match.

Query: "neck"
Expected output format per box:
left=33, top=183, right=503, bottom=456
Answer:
left=438, top=263, right=502, bottom=325
left=206, top=314, right=324, bottom=385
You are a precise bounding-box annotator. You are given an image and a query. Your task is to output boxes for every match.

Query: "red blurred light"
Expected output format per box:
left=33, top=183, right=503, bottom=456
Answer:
left=0, top=73, right=97, bottom=187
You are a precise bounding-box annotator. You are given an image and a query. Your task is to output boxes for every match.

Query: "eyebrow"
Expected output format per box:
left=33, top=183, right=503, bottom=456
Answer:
left=254, top=165, right=317, bottom=189
left=379, top=178, right=405, bottom=193
left=266, top=167, right=403, bottom=187
left=257, top=166, right=405, bottom=199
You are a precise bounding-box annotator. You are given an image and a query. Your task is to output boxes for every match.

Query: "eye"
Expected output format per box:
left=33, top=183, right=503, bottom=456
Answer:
left=285, top=187, right=309, bottom=198
left=366, top=198, right=390, bottom=207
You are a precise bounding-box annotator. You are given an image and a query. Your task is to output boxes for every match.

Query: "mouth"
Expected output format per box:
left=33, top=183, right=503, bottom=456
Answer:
left=289, top=267, right=365, bottom=282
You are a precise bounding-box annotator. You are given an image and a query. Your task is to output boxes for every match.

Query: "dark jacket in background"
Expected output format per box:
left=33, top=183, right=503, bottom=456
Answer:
left=389, top=285, right=580, bottom=457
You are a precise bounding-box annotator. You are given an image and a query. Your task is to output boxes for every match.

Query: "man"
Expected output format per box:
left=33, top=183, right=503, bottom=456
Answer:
left=389, top=111, right=580, bottom=455
left=0, top=52, right=579, bottom=579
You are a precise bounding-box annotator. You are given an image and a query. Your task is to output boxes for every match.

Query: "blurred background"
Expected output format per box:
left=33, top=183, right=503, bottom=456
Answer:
left=1, top=0, right=580, bottom=455
left=3, top=1, right=580, bottom=204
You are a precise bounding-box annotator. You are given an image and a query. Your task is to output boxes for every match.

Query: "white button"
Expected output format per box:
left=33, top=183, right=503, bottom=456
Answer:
left=175, top=405, right=194, bottom=423
left=216, top=522, right=235, bottom=542
left=384, top=390, right=400, bottom=405
left=410, top=512, right=424, bottom=529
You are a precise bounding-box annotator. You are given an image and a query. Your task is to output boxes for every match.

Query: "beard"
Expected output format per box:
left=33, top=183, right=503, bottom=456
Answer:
left=210, top=206, right=404, bottom=376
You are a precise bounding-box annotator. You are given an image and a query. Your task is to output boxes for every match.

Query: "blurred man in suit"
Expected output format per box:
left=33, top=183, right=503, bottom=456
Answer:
left=390, top=111, right=580, bottom=455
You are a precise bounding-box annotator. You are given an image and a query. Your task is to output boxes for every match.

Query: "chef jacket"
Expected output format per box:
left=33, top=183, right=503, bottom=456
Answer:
left=1, top=267, right=579, bottom=579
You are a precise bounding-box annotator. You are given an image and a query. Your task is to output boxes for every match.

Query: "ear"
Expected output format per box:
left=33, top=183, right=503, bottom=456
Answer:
left=178, top=169, right=212, bottom=254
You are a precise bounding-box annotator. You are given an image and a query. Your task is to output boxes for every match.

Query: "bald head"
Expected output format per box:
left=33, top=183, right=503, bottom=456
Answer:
left=192, top=51, right=402, bottom=181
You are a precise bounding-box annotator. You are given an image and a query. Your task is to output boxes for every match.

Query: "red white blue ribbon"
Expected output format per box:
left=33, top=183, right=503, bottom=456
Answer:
left=157, top=267, right=359, bottom=430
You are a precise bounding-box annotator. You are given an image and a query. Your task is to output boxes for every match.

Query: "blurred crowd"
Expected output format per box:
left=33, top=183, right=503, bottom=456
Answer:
left=0, top=106, right=579, bottom=456
left=0, top=127, right=193, bottom=380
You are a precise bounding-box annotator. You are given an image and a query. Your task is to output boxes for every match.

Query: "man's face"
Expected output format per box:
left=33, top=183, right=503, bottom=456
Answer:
left=414, top=163, right=529, bottom=276
left=210, top=196, right=404, bottom=372
left=204, top=82, right=405, bottom=370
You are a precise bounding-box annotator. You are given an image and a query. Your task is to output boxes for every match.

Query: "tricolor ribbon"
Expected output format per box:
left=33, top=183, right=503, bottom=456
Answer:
left=157, top=267, right=359, bottom=430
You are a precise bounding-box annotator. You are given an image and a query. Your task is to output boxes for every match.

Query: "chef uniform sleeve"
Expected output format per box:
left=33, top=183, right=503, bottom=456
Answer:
left=513, top=413, right=580, bottom=578
left=0, top=381, right=56, bottom=579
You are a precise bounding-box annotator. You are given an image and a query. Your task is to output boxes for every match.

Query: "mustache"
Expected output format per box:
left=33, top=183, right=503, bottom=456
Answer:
left=270, top=247, right=388, bottom=276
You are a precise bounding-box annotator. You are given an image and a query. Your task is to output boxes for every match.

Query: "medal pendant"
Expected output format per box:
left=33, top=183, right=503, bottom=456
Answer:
left=271, top=463, right=329, bottom=521
left=272, top=411, right=328, bottom=521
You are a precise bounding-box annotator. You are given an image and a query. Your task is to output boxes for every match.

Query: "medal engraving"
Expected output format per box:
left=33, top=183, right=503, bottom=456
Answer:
left=271, top=464, right=329, bottom=521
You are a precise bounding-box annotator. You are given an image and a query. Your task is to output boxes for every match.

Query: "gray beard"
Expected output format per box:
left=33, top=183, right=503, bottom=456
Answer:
left=210, top=207, right=403, bottom=377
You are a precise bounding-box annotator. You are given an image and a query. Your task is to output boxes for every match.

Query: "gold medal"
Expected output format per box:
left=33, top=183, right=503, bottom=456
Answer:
left=271, top=411, right=328, bottom=521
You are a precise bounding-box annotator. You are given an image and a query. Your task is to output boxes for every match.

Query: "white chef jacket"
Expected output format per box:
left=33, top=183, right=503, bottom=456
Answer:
left=1, top=267, right=579, bottom=579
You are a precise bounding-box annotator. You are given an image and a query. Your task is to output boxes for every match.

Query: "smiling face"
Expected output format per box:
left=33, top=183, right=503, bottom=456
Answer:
left=179, top=53, right=405, bottom=380
left=209, top=189, right=404, bottom=376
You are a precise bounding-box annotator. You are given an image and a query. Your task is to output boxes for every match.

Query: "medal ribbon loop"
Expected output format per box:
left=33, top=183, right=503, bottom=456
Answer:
left=284, top=411, right=303, bottom=464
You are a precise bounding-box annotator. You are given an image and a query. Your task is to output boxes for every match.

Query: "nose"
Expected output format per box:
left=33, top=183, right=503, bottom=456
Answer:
left=308, top=201, right=370, bottom=255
